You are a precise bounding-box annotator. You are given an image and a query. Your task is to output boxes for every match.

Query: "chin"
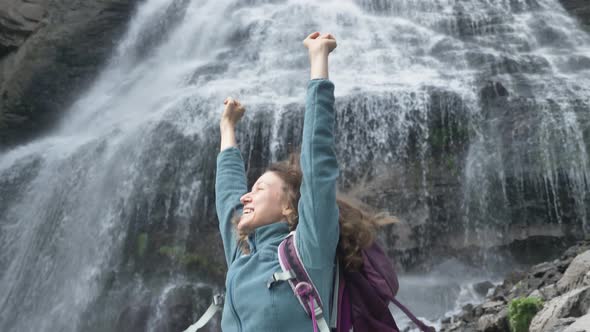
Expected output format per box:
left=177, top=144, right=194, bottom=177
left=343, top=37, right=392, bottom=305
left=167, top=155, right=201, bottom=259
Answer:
left=237, top=215, right=254, bottom=233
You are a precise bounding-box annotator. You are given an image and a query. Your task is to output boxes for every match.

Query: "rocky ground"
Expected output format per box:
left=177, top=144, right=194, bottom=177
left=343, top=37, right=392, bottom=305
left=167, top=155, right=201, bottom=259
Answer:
left=440, top=239, right=590, bottom=332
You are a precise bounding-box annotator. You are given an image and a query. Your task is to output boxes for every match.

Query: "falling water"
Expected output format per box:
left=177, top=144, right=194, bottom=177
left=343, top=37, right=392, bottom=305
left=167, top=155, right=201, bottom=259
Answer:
left=1, top=0, right=589, bottom=330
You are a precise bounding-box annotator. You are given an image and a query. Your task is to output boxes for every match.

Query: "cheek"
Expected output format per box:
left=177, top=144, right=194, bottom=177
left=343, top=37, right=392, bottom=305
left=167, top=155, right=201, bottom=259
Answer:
left=258, top=192, right=282, bottom=213
left=270, top=191, right=284, bottom=206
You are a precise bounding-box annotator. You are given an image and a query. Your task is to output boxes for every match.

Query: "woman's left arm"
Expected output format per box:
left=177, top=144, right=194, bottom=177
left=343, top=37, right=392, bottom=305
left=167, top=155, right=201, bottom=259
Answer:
left=295, top=78, right=340, bottom=269
left=295, top=32, right=340, bottom=269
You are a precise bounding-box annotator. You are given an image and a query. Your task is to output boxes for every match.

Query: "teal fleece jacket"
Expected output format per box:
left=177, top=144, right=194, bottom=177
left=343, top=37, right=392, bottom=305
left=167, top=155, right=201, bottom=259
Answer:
left=215, top=78, right=340, bottom=331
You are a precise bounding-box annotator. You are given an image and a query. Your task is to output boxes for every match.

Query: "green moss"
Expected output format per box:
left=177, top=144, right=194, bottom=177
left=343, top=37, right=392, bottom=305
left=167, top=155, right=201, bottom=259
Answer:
left=508, top=297, right=543, bottom=332
left=158, top=245, right=183, bottom=258
left=429, top=123, right=470, bottom=152
left=180, top=253, right=209, bottom=266
left=137, top=233, right=148, bottom=257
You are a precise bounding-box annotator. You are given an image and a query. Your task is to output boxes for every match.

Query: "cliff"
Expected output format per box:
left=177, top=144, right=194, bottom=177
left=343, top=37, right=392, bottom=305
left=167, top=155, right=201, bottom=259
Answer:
left=0, top=0, right=139, bottom=150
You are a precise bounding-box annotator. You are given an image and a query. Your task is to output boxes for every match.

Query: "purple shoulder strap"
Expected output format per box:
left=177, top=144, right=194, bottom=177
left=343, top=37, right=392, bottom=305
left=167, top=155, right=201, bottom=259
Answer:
left=277, top=232, right=324, bottom=312
left=270, top=232, right=330, bottom=332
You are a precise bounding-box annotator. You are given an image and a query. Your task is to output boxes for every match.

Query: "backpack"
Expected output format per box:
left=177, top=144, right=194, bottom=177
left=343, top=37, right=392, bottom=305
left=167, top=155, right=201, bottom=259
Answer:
left=267, top=231, right=436, bottom=332
left=182, top=231, right=436, bottom=332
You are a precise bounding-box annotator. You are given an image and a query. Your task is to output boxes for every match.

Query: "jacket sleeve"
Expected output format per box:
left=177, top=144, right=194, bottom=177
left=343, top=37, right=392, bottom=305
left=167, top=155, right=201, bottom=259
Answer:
left=215, top=146, right=247, bottom=266
left=295, top=78, right=340, bottom=269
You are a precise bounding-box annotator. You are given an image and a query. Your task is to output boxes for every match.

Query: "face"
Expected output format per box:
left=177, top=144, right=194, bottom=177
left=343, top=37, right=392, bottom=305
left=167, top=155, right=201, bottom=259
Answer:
left=238, top=171, right=291, bottom=233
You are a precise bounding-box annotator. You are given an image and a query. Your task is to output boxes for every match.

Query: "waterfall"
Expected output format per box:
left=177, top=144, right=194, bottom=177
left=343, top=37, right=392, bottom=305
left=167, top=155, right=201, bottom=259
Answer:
left=1, top=0, right=589, bottom=330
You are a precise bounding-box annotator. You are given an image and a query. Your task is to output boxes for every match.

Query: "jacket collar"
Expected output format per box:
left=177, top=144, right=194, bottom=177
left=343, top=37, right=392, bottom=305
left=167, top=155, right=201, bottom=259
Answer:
left=246, top=219, right=290, bottom=252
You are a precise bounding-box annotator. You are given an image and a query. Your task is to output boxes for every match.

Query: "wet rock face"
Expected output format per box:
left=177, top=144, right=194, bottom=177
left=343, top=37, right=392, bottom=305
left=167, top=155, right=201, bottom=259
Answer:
left=0, top=0, right=139, bottom=150
left=559, top=0, right=590, bottom=31
left=0, top=0, right=46, bottom=56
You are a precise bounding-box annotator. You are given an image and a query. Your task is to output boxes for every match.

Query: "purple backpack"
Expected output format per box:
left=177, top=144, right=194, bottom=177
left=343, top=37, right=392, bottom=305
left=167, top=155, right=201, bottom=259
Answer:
left=267, top=231, right=436, bottom=332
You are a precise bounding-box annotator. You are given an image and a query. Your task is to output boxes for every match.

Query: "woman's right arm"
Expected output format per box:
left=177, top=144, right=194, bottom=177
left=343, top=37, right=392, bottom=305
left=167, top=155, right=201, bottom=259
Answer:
left=215, top=99, right=247, bottom=266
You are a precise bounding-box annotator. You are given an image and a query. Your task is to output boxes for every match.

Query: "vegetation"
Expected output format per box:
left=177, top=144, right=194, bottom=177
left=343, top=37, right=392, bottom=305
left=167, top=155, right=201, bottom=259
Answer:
left=508, top=297, right=543, bottom=332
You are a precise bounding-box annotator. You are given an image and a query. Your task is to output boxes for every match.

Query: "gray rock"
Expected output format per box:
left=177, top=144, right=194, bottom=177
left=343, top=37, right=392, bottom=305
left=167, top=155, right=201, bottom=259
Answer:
left=529, top=286, right=590, bottom=332
left=557, top=250, right=590, bottom=294
left=563, top=313, right=590, bottom=332
left=443, top=241, right=590, bottom=332
left=461, top=303, right=475, bottom=321
left=481, top=300, right=504, bottom=313
left=474, top=281, right=495, bottom=297
left=541, top=284, right=559, bottom=300
left=476, top=308, right=509, bottom=332
left=532, top=261, right=555, bottom=278
left=546, top=317, right=577, bottom=332
left=474, top=305, right=484, bottom=317
left=529, top=289, right=545, bottom=300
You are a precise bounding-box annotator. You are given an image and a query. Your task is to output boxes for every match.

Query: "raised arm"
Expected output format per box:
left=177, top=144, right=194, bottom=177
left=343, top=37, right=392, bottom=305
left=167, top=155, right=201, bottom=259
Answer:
left=296, top=32, right=340, bottom=269
left=215, top=98, right=247, bottom=266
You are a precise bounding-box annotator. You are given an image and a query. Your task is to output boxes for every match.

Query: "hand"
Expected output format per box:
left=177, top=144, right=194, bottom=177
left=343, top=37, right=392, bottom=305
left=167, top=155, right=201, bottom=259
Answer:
left=302, top=32, right=337, bottom=57
left=221, top=97, right=245, bottom=127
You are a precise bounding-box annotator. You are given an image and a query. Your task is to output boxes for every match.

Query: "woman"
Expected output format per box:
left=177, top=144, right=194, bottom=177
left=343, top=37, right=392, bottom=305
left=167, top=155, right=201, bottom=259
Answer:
left=216, top=31, right=391, bottom=331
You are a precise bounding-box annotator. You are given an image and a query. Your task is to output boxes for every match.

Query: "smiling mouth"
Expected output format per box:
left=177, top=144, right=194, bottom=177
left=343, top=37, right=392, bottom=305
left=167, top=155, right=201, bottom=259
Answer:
left=243, top=208, right=254, bottom=215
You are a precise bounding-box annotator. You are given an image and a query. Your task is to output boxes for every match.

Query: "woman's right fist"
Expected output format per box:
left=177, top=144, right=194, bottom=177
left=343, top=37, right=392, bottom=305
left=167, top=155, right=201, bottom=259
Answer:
left=221, top=97, right=245, bottom=126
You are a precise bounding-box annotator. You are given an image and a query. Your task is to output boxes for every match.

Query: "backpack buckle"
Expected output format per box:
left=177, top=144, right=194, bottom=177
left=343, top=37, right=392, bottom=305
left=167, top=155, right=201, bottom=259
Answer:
left=213, top=293, right=224, bottom=306
left=267, top=270, right=296, bottom=289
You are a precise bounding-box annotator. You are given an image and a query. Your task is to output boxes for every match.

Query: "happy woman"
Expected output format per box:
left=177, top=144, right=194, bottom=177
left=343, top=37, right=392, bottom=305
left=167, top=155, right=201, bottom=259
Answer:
left=214, top=31, right=395, bottom=331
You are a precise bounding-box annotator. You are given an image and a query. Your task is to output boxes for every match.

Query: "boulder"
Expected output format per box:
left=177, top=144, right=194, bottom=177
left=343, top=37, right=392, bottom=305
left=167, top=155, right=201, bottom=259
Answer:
left=477, top=308, right=509, bottom=332
left=557, top=250, right=590, bottom=293
left=474, top=281, right=495, bottom=297
left=541, top=284, right=559, bottom=300
left=529, top=286, right=590, bottom=332
left=532, top=261, right=556, bottom=278
left=529, top=289, right=545, bottom=300
left=546, top=317, right=577, bottom=332
left=482, top=300, right=505, bottom=312
left=563, top=312, right=590, bottom=332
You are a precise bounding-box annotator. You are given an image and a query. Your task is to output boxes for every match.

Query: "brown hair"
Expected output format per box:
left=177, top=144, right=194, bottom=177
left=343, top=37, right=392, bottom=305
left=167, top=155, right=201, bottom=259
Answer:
left=233, top=152, right=398, bottom=271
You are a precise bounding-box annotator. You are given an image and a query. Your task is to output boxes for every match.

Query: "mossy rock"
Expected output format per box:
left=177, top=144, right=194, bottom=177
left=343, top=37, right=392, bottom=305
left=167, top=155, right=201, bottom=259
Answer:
left=508, top=297, right=543, bottom=332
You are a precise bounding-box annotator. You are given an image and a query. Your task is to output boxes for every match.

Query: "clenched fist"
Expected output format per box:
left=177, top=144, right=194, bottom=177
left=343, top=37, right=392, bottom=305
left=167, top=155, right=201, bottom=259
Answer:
left=303, top=32, right=337, bottom=56
left=221, top=97, right=245, bottom=127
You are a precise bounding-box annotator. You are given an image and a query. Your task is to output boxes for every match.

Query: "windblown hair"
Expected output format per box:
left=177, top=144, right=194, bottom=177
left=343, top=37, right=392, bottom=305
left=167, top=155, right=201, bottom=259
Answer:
left=233, top=152, right=398, bottom=271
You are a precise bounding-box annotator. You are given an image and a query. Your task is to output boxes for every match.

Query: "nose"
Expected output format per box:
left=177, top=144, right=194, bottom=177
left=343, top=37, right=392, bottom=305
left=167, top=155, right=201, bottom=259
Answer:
left=240, top=192, right=252, bottom=204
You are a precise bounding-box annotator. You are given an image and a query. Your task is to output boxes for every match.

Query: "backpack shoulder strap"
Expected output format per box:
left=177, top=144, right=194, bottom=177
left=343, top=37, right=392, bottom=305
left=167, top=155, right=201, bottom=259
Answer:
left=268, top=231, right=330, bottom=332
left=359, top=242, right=435, bottom=332
left=182, top=293, right=224, bottom=332
left=390, top=298, right=435, bottom=332
left=329, top=259, right=340, bottom=329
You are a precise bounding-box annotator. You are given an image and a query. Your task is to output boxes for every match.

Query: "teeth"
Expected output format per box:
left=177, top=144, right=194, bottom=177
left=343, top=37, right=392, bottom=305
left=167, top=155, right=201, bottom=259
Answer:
left=244, top=208, right=254, bottom=214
